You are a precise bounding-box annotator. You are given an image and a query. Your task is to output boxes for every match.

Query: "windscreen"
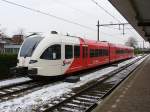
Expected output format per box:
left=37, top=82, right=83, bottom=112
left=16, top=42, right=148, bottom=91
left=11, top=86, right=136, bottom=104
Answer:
left=20, top=36, right=43, bottom=57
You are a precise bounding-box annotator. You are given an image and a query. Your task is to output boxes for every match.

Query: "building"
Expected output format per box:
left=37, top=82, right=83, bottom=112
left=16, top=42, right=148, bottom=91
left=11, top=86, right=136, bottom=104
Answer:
left=0, top=34, right=23, bottom=54
left=11, top=35, right=23, bottom=45
left=3, top=44, right=21, bottom=54
left=0, top=33, right=11, bottom=53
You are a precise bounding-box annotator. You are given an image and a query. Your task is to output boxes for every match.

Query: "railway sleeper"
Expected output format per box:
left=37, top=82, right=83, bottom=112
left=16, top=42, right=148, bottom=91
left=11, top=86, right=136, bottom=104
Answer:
left=93, top=90, right=107, bottom=95
left=11, top=94, right=18, bottom=97
left=52, top=100, right=60, bottom=104
left=79, top=93, right=99, bottom=100
left=39, top=107, right=47, bottom=112
left=63, top=102, right=87, bottom=110
left=65, top=102, right=88, bottom=109
left=0, top=91, right=6, bottom=95
left=76, top=96, right=98, bottom=103
left=3, top=89, right=14, bottom=92
left=2, top=97, right=9, bottom=100
left=65, top=94, right=72, bottom=98
left=14, top=85, right=27, bottom=89
left=88, top=87, right=105, bottom=91
left=11, top=87, right=21, bottom=91
left=88, top=90, right=101, bottom=94
left=81, top=94, right=100, bottom=100
left=87, top=92, right=103, bottom=98
left=60, top=97, right=67, bottom=100
left=39, top=103, right=55, bottom=112
left=88, top=92, right=104, bottom=97
left=50, top=107, right=77, bottom=112
left=72, top=99, right=94, bottom=106
left=58, top=107, right=80, bottom=112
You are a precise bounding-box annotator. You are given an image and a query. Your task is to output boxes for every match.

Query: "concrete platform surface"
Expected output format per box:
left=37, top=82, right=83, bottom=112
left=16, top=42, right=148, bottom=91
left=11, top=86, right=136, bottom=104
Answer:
left=93, top=55, right=150, bottom=112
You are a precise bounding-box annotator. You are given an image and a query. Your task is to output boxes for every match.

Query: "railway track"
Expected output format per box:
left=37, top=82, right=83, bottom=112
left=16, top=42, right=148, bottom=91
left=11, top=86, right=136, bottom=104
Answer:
left=0, top=79, right=32, bottom=90
left=36, top=55, right=146, bottom=112
left=0, top=80, right=48, bottom=102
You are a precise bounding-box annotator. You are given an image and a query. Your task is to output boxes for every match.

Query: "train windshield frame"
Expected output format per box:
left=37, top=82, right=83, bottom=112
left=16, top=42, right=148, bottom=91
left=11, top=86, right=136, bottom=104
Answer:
left=20, top=36, right=43, bottom=57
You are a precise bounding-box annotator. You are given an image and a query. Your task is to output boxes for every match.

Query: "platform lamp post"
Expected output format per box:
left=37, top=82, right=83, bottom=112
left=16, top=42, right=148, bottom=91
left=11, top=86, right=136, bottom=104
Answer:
left=97, top=20, right=100, bottom=41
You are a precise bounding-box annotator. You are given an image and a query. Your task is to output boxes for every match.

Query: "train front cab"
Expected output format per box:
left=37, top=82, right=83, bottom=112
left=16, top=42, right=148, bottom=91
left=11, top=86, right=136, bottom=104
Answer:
left=16, top=35, right=63, bottom=78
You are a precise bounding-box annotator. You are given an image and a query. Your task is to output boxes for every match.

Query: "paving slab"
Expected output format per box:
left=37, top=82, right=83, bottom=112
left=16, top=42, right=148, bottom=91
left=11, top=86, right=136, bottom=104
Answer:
left=93, top=55, right=150, bottom=112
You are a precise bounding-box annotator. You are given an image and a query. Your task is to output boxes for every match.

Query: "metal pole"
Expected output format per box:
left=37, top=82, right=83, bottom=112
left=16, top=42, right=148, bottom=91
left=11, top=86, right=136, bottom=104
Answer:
left=97, top=20, right=100, bottom=41
left=143, top=40, right=144, bottom=54
left=123, top=24, right=125, bottom=35
left=143, top=40, right=144, bottom=49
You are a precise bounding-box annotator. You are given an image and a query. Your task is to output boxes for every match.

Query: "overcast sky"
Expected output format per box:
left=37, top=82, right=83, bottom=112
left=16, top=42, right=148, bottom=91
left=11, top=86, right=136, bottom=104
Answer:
left=0, top=0, right=149, bottom=47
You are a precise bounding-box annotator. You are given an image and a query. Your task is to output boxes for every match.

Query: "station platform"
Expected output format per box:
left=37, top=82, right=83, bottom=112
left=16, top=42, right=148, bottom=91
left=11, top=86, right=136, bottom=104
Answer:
left=93, top=55, right=150, bottom=112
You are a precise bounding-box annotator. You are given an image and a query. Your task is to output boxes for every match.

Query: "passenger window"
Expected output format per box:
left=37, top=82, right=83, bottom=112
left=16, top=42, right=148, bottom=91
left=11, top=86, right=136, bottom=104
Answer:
left=104, top=49, right=108, bottom=56
left=99, top=49, right=103, bottom=56
left=90, top=49, right=94, bottom=57
left=65, top=45, right=73, bottom=59
left=74, top=45, right=80, bottom=58
left=40, top=44, right=61, bottom=60
left=83, top=47, right=85, bottom=58
left=95, top=49, right=99, bottom=57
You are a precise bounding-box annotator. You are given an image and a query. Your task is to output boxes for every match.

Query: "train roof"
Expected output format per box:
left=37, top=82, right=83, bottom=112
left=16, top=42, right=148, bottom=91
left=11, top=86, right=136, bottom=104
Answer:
left=29, top=32, right=133, bottom=50
left=83, top=38, right=108, bottom=45
left=81, top=38, right=133, bottom=50
left=43, top=33, right=109, bottom=46
left=114, top=44, right=134, bottom=50
left=103, top=40, right=134, bottom=50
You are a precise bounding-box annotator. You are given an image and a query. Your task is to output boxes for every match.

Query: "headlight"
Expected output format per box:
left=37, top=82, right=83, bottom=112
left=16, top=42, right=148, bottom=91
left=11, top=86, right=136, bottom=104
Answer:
left=29, top=60, right=38, bottom=64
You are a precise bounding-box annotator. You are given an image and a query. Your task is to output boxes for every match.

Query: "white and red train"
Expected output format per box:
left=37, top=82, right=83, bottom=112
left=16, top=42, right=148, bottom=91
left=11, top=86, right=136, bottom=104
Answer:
left=15, top=32, right=134, bottom=79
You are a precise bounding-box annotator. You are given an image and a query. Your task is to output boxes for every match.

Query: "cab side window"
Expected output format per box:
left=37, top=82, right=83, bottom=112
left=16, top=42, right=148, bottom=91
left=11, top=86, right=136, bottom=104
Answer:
left=74, top=45, right=80, bottom=58
left=40, top=44, right=61, bottom=60
left=65, top=45, right=73, bottom=59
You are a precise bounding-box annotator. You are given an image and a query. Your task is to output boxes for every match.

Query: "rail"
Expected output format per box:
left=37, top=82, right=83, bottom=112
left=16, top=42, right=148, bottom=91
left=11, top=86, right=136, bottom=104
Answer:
left=36, top=55, right=146, bottom=112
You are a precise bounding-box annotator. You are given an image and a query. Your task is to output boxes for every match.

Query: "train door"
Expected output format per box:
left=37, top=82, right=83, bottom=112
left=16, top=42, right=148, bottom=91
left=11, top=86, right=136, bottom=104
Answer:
left=82, top=45, right=88, bottom=68
left=61, top=44, right=74, bottom=74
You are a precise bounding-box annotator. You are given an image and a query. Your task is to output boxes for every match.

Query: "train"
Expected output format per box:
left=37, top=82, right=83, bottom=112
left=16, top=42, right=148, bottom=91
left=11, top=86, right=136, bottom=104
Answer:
left=13, top=31, right=134, bottom=79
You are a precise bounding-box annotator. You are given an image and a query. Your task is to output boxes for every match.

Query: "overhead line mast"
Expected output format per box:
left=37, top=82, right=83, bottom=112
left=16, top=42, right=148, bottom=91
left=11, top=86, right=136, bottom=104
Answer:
left=97, top=21, right=129, bottom=41
left=97, top=20, right=100, bottom=41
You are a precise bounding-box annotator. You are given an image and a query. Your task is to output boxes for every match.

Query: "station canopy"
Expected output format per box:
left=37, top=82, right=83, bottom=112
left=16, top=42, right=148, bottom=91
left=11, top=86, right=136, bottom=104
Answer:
left=108, top=0, right=150, bottom=42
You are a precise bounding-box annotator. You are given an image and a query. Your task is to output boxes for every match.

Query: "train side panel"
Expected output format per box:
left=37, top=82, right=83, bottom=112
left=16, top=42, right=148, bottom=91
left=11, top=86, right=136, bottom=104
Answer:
left=109, top=43, right=116, bottom=63
left=64, top=38, right=134, bottom=75
left=65, top=39, right=110, bottom=74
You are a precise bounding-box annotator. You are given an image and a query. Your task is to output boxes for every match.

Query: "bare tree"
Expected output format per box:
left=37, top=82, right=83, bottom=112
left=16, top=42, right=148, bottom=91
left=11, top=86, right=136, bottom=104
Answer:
left=0, top=26, right=7, bottom=38
left=13, top=28, right=27, bottom=41
left=125, top=37, right=138, bottom=48
left=15, top=28, right=25, bottom=36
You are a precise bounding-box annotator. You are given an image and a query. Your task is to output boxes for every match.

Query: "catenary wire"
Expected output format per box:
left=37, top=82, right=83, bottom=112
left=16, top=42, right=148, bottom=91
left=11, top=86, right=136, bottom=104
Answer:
left=52, top=0, right=97, bottom=20
left=1, top=0, right=117, bottom=37
left=1, top=0, right=96, bottom=31
left=0, top=0, right=124, bottom=37
left=91, top=0, right=121, bottom=23
left=91, top=0, right=140, bottom=36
